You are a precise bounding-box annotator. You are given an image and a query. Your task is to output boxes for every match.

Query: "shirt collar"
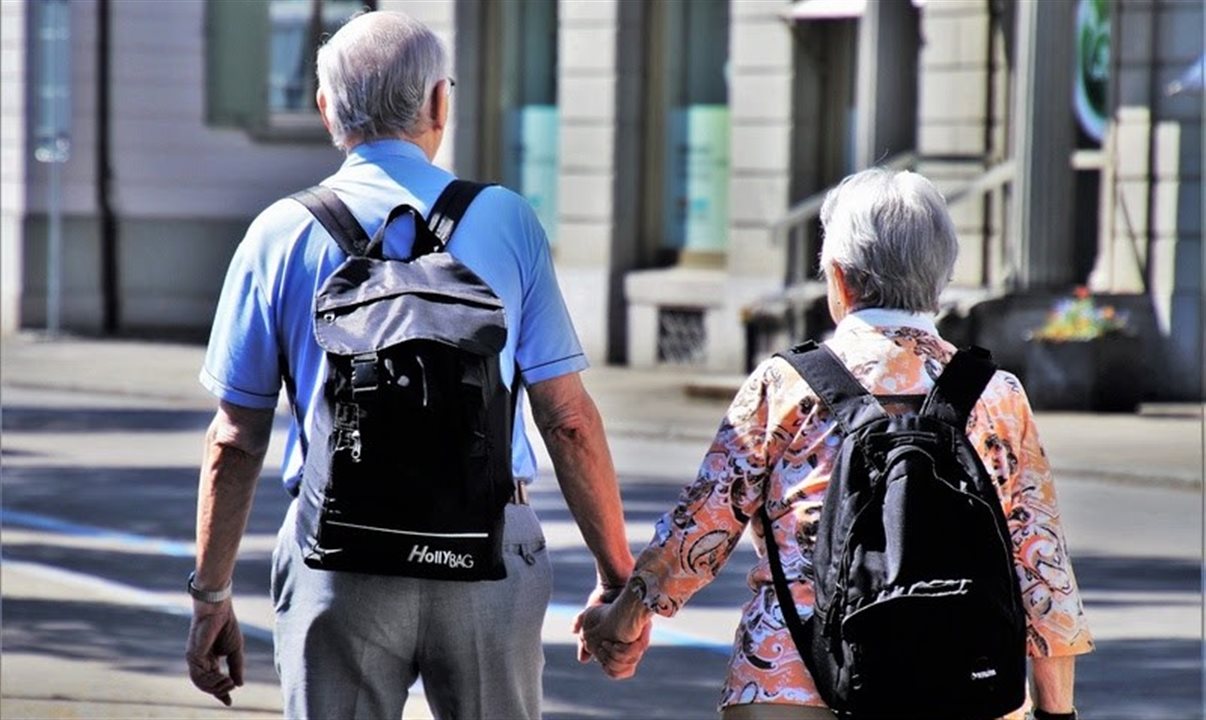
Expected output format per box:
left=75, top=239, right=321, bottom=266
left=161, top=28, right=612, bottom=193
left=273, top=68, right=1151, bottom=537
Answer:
left=834, top=308, right=939, bottom=338
left=342, top=139, right=429, bottom=168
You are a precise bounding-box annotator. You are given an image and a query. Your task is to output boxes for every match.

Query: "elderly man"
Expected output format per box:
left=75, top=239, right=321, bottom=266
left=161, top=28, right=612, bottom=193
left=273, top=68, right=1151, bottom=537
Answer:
left=185, top=11, right=644, bottom=719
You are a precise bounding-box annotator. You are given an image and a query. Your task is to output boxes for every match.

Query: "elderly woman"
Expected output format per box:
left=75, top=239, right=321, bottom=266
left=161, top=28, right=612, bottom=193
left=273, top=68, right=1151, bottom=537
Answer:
left=579, top=168, right=1093, bottom=720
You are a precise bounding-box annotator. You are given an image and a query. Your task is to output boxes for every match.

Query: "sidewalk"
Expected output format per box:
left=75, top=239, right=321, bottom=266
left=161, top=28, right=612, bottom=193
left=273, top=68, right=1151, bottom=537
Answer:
left=2, top=332, right=1201, bottom=488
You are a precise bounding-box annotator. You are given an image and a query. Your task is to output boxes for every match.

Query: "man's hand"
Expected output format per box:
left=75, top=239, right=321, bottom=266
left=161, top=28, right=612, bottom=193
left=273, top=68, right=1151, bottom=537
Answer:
left=188, top=401, right=270, bottom=704
left=571, top=581, right=625, bottom=663
left=575, top=602, right=651, bottom=679
left=186, top=599, right=245, bottom=706
left=572, top=582, right=653, bottom=680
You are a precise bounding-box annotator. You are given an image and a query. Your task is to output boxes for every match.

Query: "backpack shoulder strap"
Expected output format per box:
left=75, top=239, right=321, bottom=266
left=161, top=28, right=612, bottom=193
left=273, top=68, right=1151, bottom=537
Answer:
left=920, top=345, right=997, bottom=427
left=290, top=185, right=372, bottom=258
left=775, top=341, right=887, bottom=435
left=413, top=180, right=494, bottom=256
left=758, top=505, right=815, bottom=669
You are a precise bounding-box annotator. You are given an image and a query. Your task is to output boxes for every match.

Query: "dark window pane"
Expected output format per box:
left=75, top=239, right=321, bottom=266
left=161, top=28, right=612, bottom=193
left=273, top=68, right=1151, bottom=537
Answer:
left=268, top=0, right=370, bottom=114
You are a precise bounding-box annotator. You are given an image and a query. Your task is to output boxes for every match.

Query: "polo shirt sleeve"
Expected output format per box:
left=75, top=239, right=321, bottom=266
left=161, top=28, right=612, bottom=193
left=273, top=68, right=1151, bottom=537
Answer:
left=199, top=221, right=282, bottom=410
left=513, top=203, right=588, bottom=386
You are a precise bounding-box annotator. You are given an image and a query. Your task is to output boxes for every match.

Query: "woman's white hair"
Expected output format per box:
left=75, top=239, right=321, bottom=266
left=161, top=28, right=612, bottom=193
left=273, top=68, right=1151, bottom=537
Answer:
left=316, top=11, right=448, bottom=151
left=819, top=168, right=959, bottom=313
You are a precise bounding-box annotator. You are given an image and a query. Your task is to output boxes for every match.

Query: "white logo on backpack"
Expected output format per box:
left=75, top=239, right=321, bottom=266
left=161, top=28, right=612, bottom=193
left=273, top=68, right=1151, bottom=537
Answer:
left=407, top=544, right=476, bottom=569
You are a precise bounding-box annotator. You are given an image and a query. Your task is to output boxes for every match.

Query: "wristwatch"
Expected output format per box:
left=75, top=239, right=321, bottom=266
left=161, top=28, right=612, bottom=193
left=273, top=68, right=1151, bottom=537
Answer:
left=187, top=571, right=232, bottom=603
left=1033, top=709, right=1077, bottom=720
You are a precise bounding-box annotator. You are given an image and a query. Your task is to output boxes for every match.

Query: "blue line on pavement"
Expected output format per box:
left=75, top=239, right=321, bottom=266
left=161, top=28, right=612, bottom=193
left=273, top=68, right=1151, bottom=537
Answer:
left=545, top=602, right=732, bottom=656
left=2, top=507, right=733, bottom=655
left=0, top=508, right=195, bottom=558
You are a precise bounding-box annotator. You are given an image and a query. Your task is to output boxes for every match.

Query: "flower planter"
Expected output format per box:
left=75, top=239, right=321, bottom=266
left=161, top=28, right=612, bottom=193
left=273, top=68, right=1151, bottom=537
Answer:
left=1023, top=334, right=1143, bottom=412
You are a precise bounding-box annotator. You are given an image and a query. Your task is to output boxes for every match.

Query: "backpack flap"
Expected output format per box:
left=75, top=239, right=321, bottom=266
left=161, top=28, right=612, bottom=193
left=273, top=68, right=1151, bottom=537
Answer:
left=314, top=252, right=507, bottom=358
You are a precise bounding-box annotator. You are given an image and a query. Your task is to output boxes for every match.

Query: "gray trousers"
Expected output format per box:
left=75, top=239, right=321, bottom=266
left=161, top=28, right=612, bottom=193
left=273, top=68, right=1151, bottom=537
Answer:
left=272, top=500, right=553, bottom=719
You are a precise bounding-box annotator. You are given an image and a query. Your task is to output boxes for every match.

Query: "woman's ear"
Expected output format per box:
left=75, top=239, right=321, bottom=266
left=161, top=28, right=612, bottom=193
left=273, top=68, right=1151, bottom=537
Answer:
left=826, top=263, right=858, bottom=323
left=316, top=87, right=333, bottom=135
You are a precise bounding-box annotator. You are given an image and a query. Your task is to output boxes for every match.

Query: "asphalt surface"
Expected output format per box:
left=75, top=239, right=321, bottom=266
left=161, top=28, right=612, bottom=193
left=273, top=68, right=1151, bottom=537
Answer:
left=1, top=335, right=1203, bottom=719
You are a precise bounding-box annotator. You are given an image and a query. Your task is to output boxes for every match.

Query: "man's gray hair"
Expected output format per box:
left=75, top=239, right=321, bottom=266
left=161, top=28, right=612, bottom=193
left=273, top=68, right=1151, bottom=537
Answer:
left=819, top=168, right=959, bottom=313
left=316, top=11, right=448, bottom=151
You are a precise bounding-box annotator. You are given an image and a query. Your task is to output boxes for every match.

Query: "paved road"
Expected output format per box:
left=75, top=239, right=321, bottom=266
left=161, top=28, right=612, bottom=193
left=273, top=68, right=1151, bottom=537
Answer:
left=1, top=385, right=1201, bottom=719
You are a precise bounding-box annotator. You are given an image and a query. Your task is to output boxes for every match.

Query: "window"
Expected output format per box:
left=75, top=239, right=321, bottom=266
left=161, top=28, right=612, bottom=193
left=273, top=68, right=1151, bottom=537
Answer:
left=206, top=0, right=372, bottom=141
left=641, top=0, right=730, bottom=266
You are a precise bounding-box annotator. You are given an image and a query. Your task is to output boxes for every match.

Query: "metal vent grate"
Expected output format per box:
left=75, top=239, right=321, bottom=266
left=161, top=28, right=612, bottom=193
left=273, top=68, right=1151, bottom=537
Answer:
left=657, top=308, right=706, bottom=365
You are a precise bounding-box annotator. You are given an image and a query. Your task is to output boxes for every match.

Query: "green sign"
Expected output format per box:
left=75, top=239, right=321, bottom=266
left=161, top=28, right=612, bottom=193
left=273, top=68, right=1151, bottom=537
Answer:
left=1074, top=0, right=1110, bottom=143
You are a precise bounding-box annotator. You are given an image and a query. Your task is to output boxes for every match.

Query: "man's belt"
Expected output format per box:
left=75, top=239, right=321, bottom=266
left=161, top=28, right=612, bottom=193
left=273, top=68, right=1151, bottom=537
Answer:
left=509, top=482, right=529, bottom=506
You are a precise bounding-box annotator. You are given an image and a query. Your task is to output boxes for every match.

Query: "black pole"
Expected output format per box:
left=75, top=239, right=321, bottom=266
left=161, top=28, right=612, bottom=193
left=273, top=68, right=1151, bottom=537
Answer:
left=97, top=0, right=119, bottom=334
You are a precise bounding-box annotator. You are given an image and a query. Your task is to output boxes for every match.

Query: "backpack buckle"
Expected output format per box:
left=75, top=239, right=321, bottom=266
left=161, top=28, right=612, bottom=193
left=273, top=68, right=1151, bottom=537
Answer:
left=351, top=353, right=380, bottom=397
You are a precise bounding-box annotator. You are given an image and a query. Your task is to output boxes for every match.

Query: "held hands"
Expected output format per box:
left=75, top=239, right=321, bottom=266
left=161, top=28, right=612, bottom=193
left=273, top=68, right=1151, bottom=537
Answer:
left=572, top=581, right=652, bottom=680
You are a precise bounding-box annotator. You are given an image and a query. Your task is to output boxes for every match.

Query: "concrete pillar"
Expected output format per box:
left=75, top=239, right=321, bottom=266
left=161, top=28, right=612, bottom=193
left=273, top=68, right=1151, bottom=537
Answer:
left=854, top=0, right=919, bottom=169
left=916, top=0, right=997, bottom=288
left=1091, top=107, right=1151, bottom=293
left=556, top=0, right=627, bottom=364
left=716, top=0, right=795, bottom=370
left=1008, top=0, right=1078, bottom=290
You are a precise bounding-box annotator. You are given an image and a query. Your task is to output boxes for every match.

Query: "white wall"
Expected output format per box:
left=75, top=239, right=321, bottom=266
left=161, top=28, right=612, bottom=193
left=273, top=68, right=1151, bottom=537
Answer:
left=0, top=0, right=26, bottom=333
left=556, top=0, right=621, bottom=363
left=20, top=0, right=465, bottom=331
left=916, top=0, right=997, bottom=287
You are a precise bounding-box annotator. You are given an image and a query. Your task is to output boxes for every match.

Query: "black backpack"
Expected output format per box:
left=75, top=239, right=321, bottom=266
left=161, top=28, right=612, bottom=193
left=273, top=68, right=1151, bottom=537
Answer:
left=761, top=341, right=1027, bottom=720
left=285, top=180, right=517, bottom=582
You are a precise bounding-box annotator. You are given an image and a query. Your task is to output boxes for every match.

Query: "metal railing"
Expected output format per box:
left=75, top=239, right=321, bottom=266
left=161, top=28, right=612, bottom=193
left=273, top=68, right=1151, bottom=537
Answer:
left=771, top=152, right=918, bottom=287
left=744, top=154, right=1019, bottom=369
left=770, top=153, right=1017, bottom=291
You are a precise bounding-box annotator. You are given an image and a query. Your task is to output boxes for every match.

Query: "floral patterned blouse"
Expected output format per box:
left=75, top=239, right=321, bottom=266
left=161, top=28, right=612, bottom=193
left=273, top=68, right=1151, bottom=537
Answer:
left=629, top=309, right=1094, bottom=715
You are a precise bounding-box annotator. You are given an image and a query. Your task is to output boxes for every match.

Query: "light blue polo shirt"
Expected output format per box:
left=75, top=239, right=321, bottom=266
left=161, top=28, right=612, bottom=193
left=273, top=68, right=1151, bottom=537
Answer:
left=201, top=139, right=588, bottom=494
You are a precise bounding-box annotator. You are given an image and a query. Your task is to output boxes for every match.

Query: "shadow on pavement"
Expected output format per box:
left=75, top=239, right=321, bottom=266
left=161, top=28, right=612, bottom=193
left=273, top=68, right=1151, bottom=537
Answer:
left=1071, top=554, right=1201, bottom=594
left=1, top=465, right=293, bottom=540
left=1, top=406, right=216, bottom=433
left=544, top=643, right=730, bottom=719
left=0, top=404, right=294, bottom=434
left=1, top=545, right=274, bottom=598
left=1, top=597, right=278, bottom=687
left=1075, top=638, right=1202, bottom=719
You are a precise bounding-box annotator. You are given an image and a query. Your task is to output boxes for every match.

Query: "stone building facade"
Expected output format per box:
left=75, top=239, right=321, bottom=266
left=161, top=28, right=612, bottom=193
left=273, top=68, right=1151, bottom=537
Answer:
left=3, top=0, right=1200, bottom=398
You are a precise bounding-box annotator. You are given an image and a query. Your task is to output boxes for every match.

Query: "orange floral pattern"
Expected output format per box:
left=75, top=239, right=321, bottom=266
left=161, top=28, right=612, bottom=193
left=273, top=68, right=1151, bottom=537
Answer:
left=629, top=311, right=1094, bottom=714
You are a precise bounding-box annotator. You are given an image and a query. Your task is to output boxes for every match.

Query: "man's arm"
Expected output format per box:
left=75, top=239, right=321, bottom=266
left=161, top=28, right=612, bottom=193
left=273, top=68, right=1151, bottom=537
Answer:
left=1032, top=655, right=1076, bottom=714
left=528, top=372, right=632, bottom=586
left=186, top=400, right=274, bottom=706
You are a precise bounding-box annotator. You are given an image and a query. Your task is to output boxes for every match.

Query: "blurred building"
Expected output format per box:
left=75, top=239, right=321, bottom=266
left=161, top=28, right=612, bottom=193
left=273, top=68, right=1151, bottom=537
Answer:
left=1, top=0, right=1201, bottom=398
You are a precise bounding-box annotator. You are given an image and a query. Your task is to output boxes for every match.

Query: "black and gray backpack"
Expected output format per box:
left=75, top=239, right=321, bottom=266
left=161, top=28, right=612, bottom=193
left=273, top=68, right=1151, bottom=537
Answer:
left=761, top=341, right=1027, bottom=719
left=285, top=180, right=517, bottom=581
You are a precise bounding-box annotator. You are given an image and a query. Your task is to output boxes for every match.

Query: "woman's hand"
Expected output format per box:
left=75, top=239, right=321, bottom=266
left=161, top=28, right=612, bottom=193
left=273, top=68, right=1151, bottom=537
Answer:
left=573, top=587, right=652, bottom=679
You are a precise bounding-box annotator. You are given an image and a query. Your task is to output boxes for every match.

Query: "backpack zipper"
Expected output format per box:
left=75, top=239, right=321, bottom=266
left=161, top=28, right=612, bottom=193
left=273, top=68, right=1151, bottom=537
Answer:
left=415, top=355, right=429, bottom=407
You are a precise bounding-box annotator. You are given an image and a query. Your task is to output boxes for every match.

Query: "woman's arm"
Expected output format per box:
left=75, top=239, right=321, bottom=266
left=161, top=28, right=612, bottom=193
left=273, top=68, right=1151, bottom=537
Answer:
left=579, top=361, right=784, bottom=676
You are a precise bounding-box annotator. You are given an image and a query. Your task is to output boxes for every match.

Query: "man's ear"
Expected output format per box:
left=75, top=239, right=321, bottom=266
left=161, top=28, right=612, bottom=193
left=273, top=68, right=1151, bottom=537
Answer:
left=316, top=87, right=333, bottom=135
left=430, top=79, right=448, bottom=131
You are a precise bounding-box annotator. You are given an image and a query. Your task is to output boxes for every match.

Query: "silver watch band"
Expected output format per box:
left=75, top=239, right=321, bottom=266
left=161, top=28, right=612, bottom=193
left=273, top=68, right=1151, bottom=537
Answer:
left=187, top=571, right=232, bottom=603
